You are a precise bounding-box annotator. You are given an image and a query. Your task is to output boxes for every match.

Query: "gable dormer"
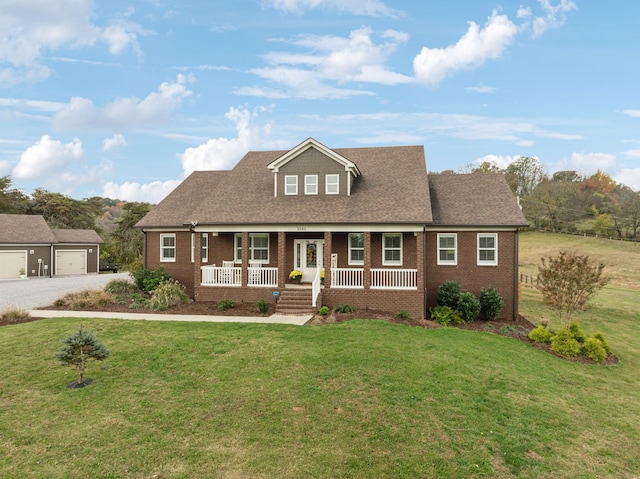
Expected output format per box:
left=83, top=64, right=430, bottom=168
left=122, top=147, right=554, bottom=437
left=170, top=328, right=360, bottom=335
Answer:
left=267, top=138, right=361, bottom=197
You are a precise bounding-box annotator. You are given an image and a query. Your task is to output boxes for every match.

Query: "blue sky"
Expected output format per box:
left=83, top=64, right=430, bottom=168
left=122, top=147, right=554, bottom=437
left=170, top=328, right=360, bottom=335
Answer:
left=1, top=0, right=639, bottom=203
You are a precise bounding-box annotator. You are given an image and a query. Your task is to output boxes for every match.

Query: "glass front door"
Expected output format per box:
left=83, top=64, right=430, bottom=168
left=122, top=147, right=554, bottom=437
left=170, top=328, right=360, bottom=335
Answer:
left=294, top=239, right=324, bottom=282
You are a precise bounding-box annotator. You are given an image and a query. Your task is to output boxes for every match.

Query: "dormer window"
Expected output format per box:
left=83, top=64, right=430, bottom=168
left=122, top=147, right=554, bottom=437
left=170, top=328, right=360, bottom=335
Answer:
left=305, top=175, right=318, bottom=195
left=326, top=174, right=339, bottom=194
left=285, top=175, right=298, bottom=195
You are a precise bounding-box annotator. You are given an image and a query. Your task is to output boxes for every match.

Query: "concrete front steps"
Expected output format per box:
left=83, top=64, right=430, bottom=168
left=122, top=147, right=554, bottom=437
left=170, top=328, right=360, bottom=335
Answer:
left=275, top=288, right=315, bottom=314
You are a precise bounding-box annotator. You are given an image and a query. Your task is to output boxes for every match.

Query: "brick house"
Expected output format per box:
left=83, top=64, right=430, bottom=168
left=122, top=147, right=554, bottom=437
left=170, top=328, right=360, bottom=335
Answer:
left=0, top=214, right=103, bottom=279
left=136, top=138, right=528, bottom=319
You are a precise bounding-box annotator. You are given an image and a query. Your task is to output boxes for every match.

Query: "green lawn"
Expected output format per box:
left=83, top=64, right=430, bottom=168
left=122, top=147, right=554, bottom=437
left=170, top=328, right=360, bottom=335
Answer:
left=1, top=231, right=639, bottom=478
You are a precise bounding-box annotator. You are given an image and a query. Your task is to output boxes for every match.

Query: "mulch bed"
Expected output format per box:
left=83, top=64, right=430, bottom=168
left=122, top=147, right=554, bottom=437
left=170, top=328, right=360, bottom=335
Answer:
left=4, top=300, right=617, bottom=365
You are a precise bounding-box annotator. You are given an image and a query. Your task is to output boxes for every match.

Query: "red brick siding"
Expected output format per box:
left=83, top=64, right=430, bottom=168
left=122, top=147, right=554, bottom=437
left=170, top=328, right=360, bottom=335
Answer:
left=145, top=231, right=195, bottom=294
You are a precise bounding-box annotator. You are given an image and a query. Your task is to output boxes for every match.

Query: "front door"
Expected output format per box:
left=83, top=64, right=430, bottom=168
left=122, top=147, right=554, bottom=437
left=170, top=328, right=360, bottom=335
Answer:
left=294, top=239, right=324, bottom=282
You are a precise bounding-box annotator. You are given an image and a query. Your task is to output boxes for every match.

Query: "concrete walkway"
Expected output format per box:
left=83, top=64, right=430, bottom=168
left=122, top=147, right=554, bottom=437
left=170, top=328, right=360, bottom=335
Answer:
left=28, top=309, right=312, bottom=325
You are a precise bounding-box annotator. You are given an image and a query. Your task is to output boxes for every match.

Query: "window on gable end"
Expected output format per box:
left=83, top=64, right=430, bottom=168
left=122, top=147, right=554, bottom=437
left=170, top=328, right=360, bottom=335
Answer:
left=478, top=233, right=498, bottom=266
left=305, top=175, right=318, bottom=195
left=326, top=174, right=339, bottom=194
left=285, top=175, right=298, bottom=195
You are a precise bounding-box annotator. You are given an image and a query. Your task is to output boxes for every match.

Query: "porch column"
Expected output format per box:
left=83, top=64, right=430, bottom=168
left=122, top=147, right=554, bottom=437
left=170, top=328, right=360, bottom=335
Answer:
left=363, top=231, right=371, bottom=289
left=278, top=231, right=286, bottom=288
left=194, top=231, right=202, bottom=294
left=324, top=231, right=332, bottom=288
left=415, top=231, right=424, bottom=291
left=241, top=231, right=249, bottom=287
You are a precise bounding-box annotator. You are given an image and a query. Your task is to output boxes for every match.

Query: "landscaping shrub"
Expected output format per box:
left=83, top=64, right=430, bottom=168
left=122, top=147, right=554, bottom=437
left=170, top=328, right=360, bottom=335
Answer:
left=592, top=332, right=611, bottom=354
left=0, top=307, right=31, bottom=324
left=568, top=321, right=586, bottom=343
left=217, top=299, right=235, bottom=311
left=334, top=304, right=355, bottom=313
left=396, top=310, right=410, bottom=321
left=104, top=279, right=138, bottom=294
left=147, top=280, right=190, bottom=311
left=457, top=292, right=481, bottom=322
left=54, top=289, right=114, bottom=310
left=131, top=266, right=171, bottom=292
left=550, top=326, right=581, bottom=357
left=318, top=306, right=330, bottom=316
left=436, top=280, right=461, bottom=308
left=528, top=325, right=554, bottom=344
left=257, top=299, right=269, bottom=314
left=479, top=287, right=504, bottom=320
left=429, top=305, right=463, bottom=326
left=581, top=337, right=608, bottom=363
left=56, top=326, right=110, bottom=387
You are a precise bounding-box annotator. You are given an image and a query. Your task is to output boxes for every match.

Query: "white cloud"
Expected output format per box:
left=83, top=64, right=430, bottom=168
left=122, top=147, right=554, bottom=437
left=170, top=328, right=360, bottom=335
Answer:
left=614, top=169, right=640, bottom=191
left=531, top=0, right=577, bottom=38
left=465, top=85, right=497, bottom=93
left=0, top=0, right=145, bottom=84
left=52, top=74, right=193, bottom=130
left=103, top=180, right=182, bottom=203
left=241, top=27, right=411, bottom=99
left=178, top=106, right=273, bottom=176
left=474, top=154, right=521, bottom=170
left=623, top=109, right=640, bottom=118
left=622, top=149, right=640, bottom=158
left=0, top=159, right=11, bottom=175
left=263, top=0, right=402, bottom=17
left=555, top=152, right=619, bottom=175
left=12, top=135, right=83, bottom=180
left=0, top=98, right=65, bottom=112
left=102, top=134, right=128, bottom=151
left=413, top=11, right=518, bottom=85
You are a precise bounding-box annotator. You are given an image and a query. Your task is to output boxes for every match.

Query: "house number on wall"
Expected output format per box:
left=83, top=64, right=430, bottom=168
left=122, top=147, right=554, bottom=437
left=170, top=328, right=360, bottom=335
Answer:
left=297, top=226, right=307, bottom=231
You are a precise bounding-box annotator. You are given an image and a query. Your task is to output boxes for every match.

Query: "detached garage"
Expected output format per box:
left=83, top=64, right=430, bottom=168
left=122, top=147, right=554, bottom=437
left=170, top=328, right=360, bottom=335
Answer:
left=0, top=214, right=103, bottom=279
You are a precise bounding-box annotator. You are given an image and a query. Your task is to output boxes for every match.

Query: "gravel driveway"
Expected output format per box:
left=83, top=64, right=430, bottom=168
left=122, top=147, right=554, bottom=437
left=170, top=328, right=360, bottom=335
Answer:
left=0, top=273, right=130, bottom=311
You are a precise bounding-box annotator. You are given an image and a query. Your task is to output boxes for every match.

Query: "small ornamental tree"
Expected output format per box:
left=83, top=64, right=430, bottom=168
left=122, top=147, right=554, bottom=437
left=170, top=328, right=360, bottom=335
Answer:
left=537, top=251, right=609, bottom=324
left=56, top=326, right=110, bottom=388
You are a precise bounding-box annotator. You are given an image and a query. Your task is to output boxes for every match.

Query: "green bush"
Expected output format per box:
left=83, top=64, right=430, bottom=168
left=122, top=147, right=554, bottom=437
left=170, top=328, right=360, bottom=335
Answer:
left=429, top=305, right=464, bottom=326
left=318, top=306, right=330, bottom=316
left=581, top=337, right=608, bottom=363
left=550, top=326, right=581, bottom=357
left=528, top=325, right=554, bottom=344
left=457, top=292, right=481, bottom=322
left=217, top=299, right=235, bottom=311
left=436, top=280, right=461, bottom=308
left=568, top=321, right=586, bottom=343
left=592, top=332, right=611, bottom=354
left=396, top=310, right=410, bottom=321
left=334, top=304, right=355, bottom=313
left=257, top=299, right=269, bottom=314
left=479, top=287, right=504, bottom=320
left=131, top=266, right=171, bottom=292
left=104, top=279, right=138, bottom=294
left=147, top=280, right=190, bottom=311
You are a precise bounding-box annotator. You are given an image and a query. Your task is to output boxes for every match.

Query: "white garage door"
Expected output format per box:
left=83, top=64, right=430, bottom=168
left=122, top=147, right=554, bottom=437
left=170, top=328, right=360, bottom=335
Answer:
left=0, top=251, right=27, bottom=280
left=55, top=250, right=86, bottom=275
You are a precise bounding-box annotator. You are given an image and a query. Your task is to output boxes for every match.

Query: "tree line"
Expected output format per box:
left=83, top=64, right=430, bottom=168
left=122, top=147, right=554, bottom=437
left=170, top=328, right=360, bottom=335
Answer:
left=443, top=157, right=640, bottom=240
left=0, top=175, right=151, bottom=268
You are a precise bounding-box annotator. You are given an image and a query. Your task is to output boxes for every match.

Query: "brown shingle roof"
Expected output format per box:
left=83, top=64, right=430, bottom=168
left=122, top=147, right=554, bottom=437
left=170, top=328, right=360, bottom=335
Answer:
left=0, top=214, right=58, bottom=244
left=428, top=173, right=528, bottom=226
left=51, top=229, right=103, bottom=244
left=137, top=144, right=433, bottom=228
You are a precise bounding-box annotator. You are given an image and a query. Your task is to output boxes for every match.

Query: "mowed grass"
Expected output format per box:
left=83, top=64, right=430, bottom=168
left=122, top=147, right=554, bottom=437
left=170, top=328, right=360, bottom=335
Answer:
left=1, top=231, right=639, bottom=478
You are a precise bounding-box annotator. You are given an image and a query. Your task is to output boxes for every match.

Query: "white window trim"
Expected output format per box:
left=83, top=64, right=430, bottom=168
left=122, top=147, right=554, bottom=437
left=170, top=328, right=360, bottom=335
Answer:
left=325, top=174, right=339, bottom=195
left=201, top=233, right=208, bottom=263
left=160, top=233, right=176, bottom=263
left=284, top=175, right=298, bottom=195
left=191, top=233, right=195, bottom=263
left=382, top=233, right=402, bottom=266
left=305, top=175, right=318, bottom=195
left=437, top=233, right=457, bottom=265
left=477, top=233, right=498, bottom=266
left=234, top=233, right=269, bottom=264
left=348, top=233, right=364, bottom=266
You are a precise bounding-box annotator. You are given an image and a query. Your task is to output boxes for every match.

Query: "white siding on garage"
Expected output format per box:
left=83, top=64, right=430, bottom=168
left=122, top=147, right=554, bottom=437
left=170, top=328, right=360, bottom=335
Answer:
left=55, top=250, right=86, bottom=275
left=0, top=251, right=27, bottom=279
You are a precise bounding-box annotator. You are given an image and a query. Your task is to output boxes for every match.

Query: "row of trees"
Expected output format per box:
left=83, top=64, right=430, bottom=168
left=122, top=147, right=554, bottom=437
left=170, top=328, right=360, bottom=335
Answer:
left=0, top=175, right=151, bottom=267
left=451, top=157, right=640, bottom=240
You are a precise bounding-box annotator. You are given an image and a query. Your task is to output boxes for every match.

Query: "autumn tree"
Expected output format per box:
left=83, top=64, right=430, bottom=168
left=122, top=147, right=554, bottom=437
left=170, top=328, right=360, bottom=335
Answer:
left=0, top=175, right=29, bottom=214
left=537, top=251, right=609, bottom=323
left=29, top=189, right=103, bottom=230
left=107, top=201, right=152, bottom=266
left=504, top=156, right=547, bottom=197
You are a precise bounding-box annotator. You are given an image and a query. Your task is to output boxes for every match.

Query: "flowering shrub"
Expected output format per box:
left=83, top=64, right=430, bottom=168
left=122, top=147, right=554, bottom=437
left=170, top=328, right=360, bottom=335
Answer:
left=289, top=270, right=303, bottom=281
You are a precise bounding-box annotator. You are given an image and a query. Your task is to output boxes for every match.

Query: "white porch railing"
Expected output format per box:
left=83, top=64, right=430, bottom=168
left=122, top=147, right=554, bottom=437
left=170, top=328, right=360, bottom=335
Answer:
left=331, top=268, right=364, bottom=288
left=248, top=267, right=278, bottom=287
left=371, top=268, right=417, bottom=290
left=201, top=265, right=241, bottom=286
left=311, top=268, right=321, bottom=307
